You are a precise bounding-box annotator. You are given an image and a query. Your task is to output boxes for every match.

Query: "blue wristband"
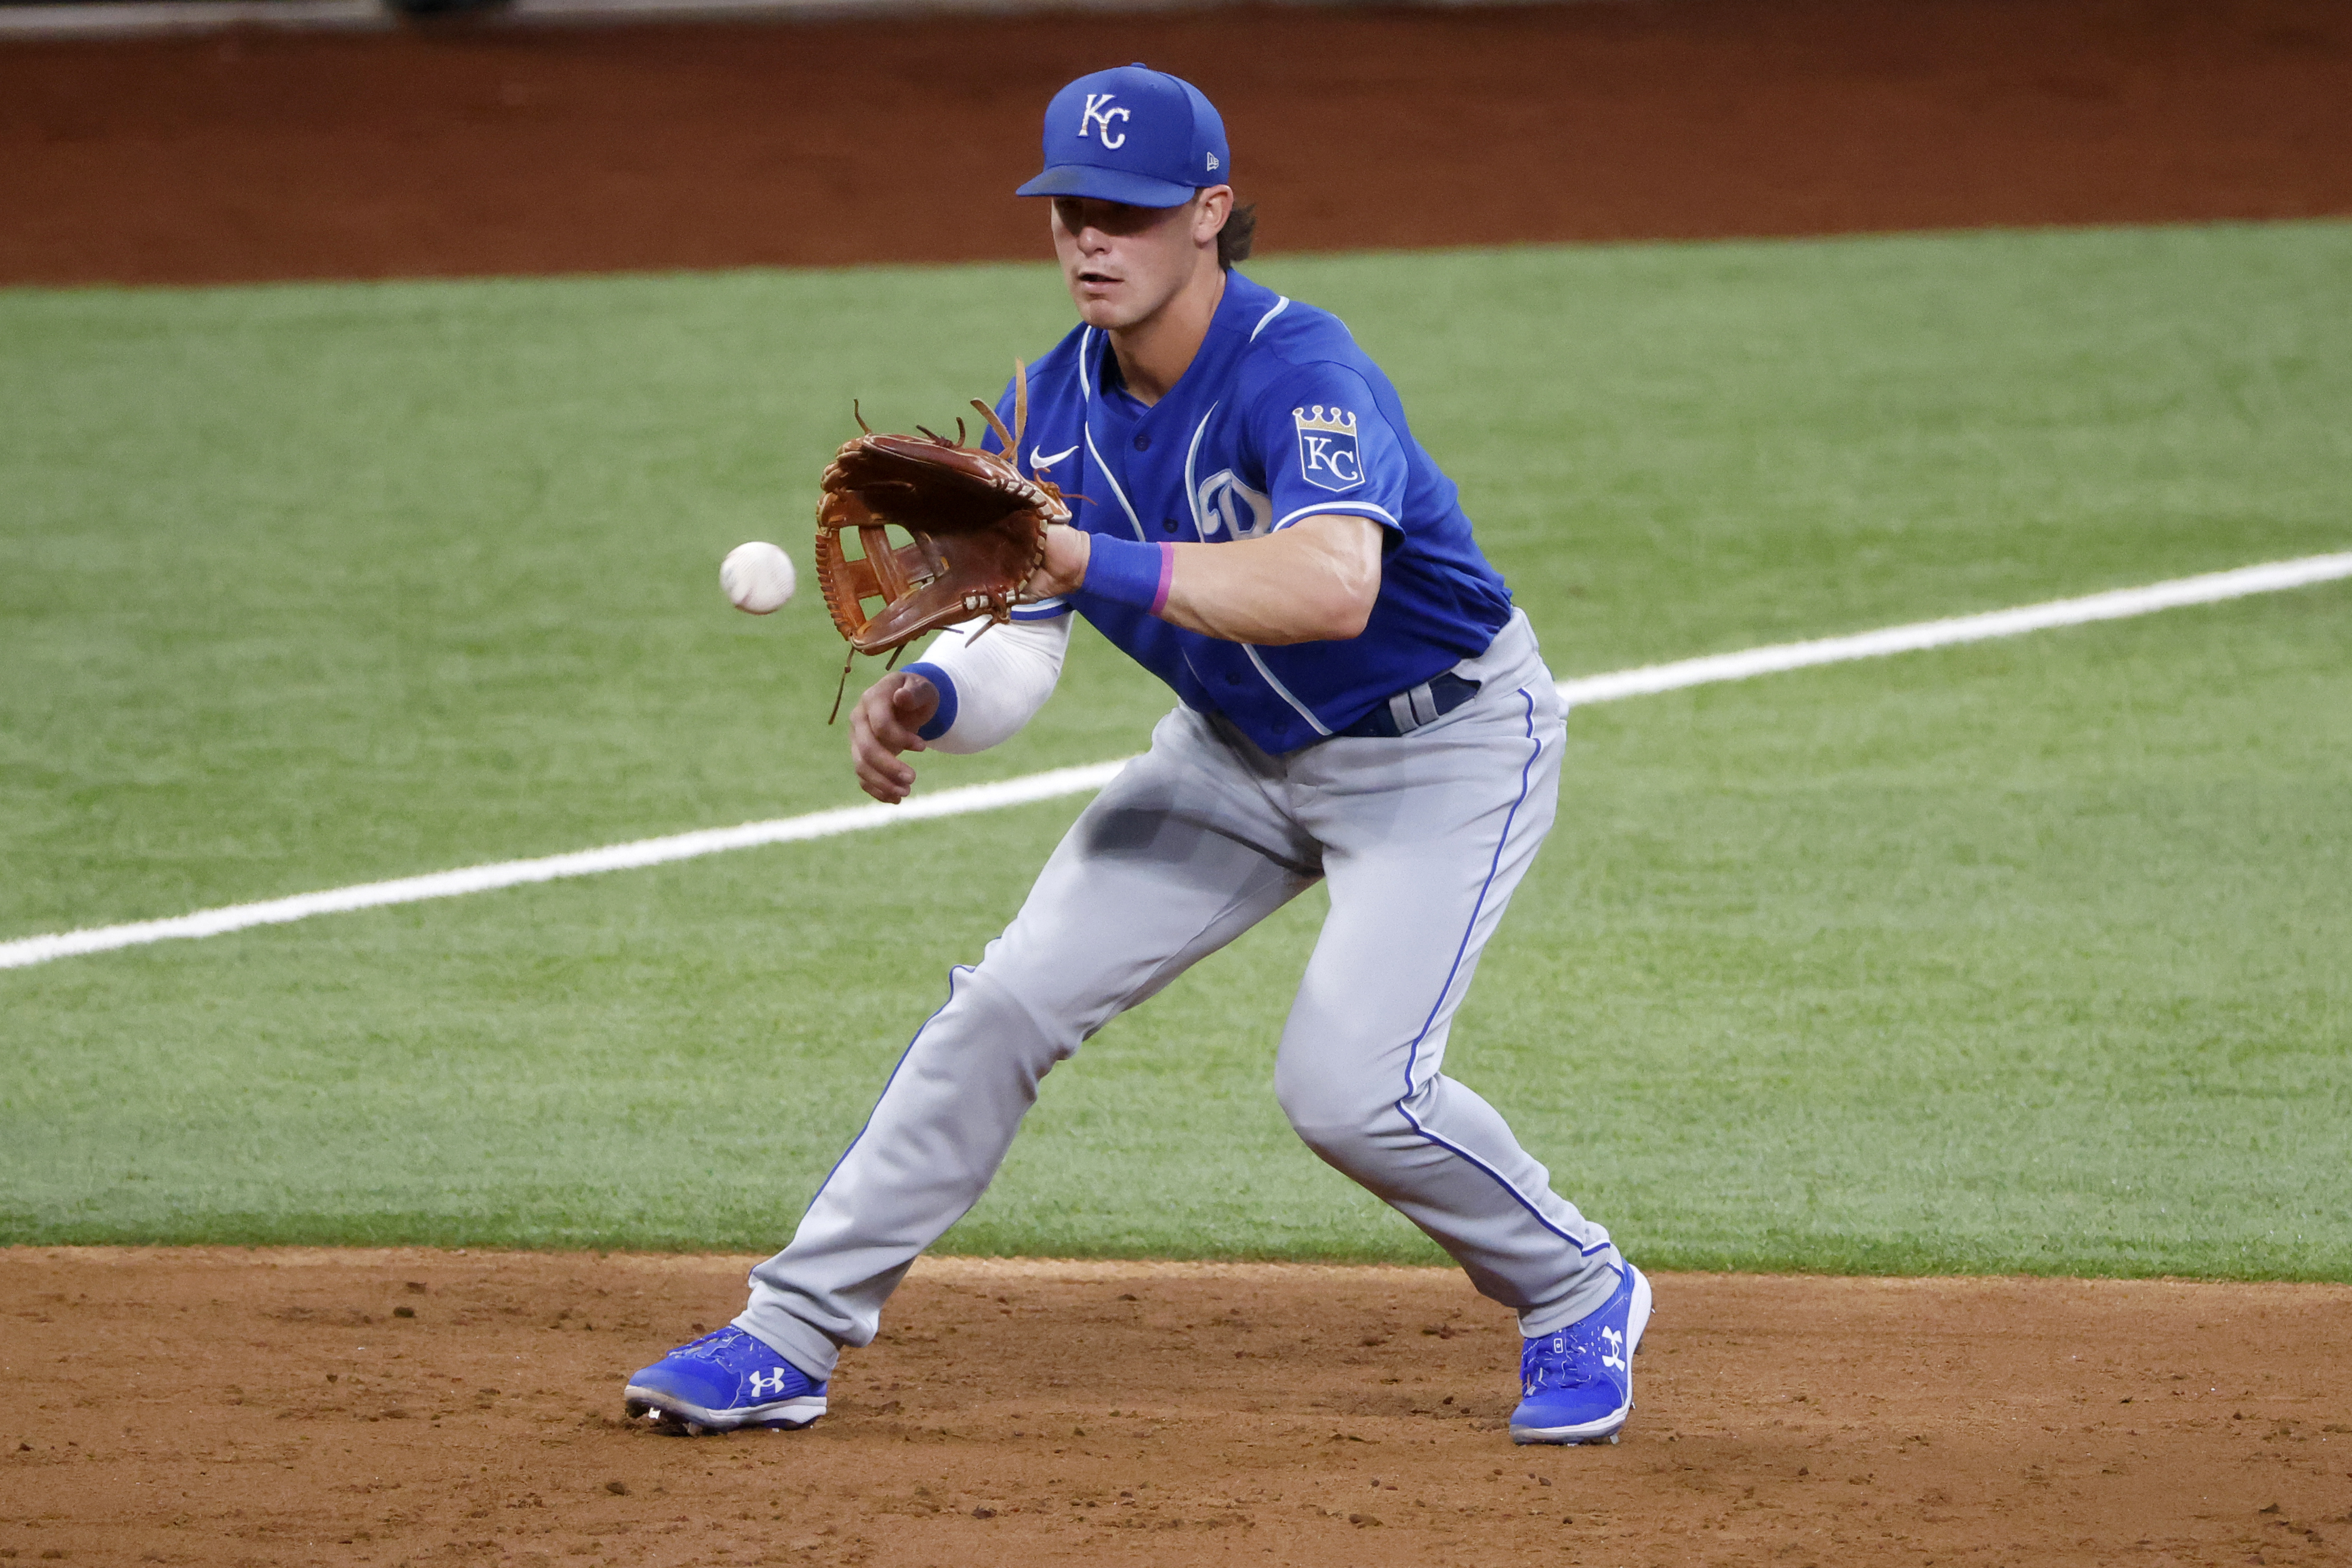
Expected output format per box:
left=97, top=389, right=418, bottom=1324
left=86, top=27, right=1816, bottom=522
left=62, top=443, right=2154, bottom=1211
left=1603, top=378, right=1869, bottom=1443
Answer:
left=1082, top=536, right=1174, bottom=615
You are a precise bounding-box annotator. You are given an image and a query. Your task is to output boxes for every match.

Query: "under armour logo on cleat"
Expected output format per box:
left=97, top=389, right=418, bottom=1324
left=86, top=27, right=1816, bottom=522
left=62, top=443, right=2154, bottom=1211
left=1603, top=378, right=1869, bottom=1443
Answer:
left=1600, top=1326, right=1627, bottom=1372
left=746, top=1367, right=795, bottom=1399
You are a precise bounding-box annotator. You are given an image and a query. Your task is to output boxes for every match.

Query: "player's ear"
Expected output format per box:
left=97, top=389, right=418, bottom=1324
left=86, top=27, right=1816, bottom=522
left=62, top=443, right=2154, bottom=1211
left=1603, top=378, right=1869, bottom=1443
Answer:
left=1193, top=186, right=1234, bottom=245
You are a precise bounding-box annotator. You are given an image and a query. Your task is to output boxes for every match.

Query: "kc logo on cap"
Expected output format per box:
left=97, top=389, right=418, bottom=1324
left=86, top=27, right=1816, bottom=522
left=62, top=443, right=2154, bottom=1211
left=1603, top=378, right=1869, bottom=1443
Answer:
left=1016, top=65, right=1231, bottom=209
left=1078, top=91, right=1132, bottom=149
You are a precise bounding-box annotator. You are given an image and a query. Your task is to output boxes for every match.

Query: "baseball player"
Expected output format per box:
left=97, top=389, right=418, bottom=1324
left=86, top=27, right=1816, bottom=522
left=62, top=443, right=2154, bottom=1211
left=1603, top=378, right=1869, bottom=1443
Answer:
left=627, top=64, right=1649, bottom=1446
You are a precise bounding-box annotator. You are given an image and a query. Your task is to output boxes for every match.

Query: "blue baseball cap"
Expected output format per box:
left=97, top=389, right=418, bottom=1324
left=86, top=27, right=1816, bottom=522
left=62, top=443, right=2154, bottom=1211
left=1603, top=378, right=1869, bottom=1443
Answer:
left=1015, top=64, right=1230, bottom=208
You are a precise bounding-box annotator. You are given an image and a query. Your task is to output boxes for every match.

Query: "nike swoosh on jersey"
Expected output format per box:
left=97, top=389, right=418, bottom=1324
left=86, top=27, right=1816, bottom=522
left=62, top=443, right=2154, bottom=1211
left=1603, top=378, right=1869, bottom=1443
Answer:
left=1030, top=444, right=1080, bottom=471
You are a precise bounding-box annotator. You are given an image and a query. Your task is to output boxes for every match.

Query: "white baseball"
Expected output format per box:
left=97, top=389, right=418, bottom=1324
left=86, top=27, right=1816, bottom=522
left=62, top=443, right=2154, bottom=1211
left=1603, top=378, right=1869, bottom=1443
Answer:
left=721, top=541, right=796, bottom=615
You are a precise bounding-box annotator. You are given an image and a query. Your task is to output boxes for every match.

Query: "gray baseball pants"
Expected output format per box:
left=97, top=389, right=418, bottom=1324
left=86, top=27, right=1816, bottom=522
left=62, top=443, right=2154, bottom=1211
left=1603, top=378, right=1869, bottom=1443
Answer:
left=737, top=611, right=1618, bottom=1379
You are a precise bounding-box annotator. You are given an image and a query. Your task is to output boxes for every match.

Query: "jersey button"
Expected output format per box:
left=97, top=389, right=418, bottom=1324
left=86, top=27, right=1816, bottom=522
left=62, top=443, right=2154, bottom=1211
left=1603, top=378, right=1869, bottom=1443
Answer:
left=1133, top=434, right=1151, bottom=451
left=1225, top=672, right=1244, bottom=686
left=1161, top=519, right=1180, bottom=534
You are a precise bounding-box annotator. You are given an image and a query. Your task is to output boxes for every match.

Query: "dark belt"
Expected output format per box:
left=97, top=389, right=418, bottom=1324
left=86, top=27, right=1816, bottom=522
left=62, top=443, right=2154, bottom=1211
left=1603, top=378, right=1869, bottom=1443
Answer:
left=1335, top=671, right=1483, bottom=739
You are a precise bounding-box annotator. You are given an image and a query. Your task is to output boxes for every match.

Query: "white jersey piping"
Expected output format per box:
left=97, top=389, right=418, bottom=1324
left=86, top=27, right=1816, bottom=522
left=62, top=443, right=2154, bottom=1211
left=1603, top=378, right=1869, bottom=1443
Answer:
left=1243, top=644, right=1334, bottom=736
left=1181, top=401, right=1221, bottom=533
left=1084, top=425, right=1148, bottom=542
left=1273, top=499, right=1400, bottom=532
left=1081, top=328, right=1148, bottom=542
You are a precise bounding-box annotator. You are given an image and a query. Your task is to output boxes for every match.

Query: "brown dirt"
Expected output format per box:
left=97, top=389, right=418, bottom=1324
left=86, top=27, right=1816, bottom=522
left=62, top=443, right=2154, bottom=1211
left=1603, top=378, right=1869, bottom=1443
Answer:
left=6, top=1249, right=2352, bottom=1567
left=4, top=0, right=2351, bottom=286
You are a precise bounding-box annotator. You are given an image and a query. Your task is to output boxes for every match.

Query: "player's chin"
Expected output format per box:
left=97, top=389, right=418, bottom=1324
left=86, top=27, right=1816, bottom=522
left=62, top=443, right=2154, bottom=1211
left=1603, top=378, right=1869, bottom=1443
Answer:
left=1069, top=288, right=1138, bottom=330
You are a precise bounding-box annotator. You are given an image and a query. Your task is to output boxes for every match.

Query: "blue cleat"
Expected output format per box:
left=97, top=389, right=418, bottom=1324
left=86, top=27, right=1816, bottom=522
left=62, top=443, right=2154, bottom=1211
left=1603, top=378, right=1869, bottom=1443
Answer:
left=623, top=1326, right=827, bottom=1434
left=1509, top=1259, right=1652, bottom=1445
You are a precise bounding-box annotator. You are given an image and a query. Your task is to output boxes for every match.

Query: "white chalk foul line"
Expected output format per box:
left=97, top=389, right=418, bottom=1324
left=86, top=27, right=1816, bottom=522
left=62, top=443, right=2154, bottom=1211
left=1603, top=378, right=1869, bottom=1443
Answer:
left=0, top=762, right=1127, bottom=973
left=4, top=550, right=2347, bottom=973
left=1553, top=551, right=2352, bottom=704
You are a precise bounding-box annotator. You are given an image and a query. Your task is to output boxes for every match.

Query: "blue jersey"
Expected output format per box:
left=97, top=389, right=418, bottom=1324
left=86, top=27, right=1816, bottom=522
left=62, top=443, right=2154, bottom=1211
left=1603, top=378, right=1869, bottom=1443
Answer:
left=989, top=269, right=1514, bottom=755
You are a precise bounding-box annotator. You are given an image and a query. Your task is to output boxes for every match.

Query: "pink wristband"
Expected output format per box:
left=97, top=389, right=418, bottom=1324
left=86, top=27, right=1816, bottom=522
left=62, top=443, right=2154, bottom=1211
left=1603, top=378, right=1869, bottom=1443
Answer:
left=1149, top=542, right=1175, bottom=617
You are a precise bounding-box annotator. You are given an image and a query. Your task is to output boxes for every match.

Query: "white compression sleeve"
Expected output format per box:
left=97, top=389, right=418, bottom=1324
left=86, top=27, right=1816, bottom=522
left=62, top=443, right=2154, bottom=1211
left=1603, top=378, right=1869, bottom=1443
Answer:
left=899, top=610, right=1071, bottom=755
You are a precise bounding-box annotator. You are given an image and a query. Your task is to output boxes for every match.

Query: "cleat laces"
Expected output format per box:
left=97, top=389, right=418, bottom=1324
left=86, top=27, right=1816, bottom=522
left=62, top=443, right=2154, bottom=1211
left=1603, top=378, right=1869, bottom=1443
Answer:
left=1519, top=1326, right=1612, bottom=1398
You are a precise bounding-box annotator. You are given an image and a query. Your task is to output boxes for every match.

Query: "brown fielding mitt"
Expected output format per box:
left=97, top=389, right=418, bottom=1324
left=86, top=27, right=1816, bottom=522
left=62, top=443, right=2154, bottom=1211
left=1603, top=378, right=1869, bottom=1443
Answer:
left=813, top=362, right=1069, bottom=716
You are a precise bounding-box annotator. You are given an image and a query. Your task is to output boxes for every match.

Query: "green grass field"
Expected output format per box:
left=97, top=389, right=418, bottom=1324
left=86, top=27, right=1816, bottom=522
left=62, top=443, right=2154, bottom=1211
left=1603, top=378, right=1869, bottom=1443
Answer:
left=3, top=221, right=2347, bottom=1277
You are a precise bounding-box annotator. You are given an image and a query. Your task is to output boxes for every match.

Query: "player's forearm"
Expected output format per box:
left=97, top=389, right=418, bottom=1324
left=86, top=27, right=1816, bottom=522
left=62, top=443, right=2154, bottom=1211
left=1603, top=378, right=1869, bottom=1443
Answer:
left=1161, top=525, right=1380, bottom=643
left=901, top=612, right=1070, bottom=753
left=1059, top=515, right=1383, bottom=645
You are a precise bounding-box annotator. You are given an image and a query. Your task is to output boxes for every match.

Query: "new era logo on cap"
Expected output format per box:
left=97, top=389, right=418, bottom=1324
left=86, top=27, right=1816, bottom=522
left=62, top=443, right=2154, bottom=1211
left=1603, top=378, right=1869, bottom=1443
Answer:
left=1016, top=65, right=1231, bottom=208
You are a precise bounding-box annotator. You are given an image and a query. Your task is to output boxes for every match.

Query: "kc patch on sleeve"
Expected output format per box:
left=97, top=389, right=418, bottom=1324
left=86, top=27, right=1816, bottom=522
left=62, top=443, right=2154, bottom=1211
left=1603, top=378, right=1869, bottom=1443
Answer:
left=1294, top=405, right=1364, bottom=491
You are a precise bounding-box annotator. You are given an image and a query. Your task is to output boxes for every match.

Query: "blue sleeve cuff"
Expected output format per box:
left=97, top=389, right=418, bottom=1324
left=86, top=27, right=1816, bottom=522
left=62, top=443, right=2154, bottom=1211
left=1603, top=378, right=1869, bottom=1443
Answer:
left=902, top=662, right=958, bottom=741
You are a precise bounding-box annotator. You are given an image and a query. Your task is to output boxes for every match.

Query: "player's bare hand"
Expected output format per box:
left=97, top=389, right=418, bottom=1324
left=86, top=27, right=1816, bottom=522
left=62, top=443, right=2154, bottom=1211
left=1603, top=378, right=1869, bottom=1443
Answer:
left=850, top=671, right=938, bottom=803
left=1027, top=522, right=1091, bottom=601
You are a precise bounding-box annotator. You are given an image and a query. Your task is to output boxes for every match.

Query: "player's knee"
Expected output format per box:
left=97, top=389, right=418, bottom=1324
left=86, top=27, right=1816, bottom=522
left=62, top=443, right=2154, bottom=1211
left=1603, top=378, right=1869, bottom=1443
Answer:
left=1273, top=1065, right=1393, bottom=1164
left=922, top=966, right=1084, bottom=1075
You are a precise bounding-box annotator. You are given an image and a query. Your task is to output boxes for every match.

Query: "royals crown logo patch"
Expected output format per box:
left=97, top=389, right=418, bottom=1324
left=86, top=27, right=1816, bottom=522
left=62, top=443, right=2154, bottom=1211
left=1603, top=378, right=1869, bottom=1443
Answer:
left=1293, top=405, right=1363, bottom=493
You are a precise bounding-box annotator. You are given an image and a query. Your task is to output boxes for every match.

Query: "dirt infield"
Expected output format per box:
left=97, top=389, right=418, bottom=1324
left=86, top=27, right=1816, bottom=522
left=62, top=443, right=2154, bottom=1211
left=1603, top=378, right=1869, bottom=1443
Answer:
left=5, top=1249, right=2350, bottom=1567
left=4, top=0, right=2351, bottom=286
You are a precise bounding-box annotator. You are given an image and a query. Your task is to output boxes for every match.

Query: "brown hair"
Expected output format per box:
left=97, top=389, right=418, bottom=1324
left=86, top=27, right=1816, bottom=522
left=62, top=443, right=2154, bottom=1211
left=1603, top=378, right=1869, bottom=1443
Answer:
left=1218, top=201, right=1257, bottom=272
